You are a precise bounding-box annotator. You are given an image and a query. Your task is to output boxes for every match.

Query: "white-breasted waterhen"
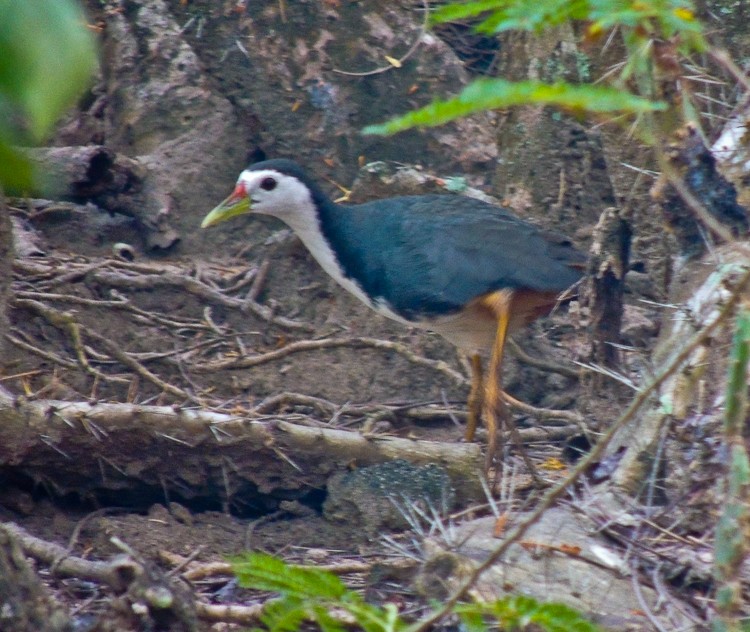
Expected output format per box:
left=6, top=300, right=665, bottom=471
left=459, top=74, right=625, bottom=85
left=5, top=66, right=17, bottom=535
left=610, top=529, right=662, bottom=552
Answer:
left=202, top=159, right=585, bottom=469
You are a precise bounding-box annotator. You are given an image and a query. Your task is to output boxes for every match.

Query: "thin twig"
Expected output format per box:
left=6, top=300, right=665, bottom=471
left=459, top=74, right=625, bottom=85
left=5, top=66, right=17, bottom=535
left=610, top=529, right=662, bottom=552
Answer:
left=332, top=0, right=430, bottom=76
left=5, top=333, right=78, bottom=369
left=15, top=289, right=208, bottom=330
left=199, top=336, right=468, bottom=386
left=507, top=338, right=580, bottom=379
left=89, top=267, right=311, bottom=330
left=708, top=48, right=750, bottom=94
left=251, top=392, right=338, bottom=415
left=502, top=392, right=583, bottom=425
left=85, top=329, right=196, bottom=403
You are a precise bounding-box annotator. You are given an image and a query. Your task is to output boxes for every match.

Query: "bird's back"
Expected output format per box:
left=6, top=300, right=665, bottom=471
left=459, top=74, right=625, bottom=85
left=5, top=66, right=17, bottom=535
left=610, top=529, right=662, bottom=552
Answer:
left=317, top=194, right=585, bottom=321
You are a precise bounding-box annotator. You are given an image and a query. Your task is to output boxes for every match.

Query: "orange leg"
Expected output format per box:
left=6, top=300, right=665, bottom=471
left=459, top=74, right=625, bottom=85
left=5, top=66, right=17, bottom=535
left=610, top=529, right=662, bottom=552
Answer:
left=482, top=304, right=510, bottom=470
left=465, top=353, right=484, bottom=443
left=477, top=290, right=546, bottom=483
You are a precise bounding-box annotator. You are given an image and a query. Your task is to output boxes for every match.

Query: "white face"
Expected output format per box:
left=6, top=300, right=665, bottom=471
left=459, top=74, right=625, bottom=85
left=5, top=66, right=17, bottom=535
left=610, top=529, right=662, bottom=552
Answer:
left=237, top=168, right=317, bottom=227
left=234, top=167, right=379, bottom=311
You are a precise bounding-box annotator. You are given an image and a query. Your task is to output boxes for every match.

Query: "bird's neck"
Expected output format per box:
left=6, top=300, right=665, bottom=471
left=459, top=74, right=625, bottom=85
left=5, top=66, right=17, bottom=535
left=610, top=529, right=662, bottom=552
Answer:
left=281, top=196, right=373, bottom=306
left=277, top=190, right=344, bottom=256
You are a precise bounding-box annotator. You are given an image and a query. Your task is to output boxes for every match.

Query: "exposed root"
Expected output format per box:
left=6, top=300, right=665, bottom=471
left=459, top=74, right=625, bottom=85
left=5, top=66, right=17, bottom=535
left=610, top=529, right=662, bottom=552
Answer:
left=199, top=335, right=468, bottom=386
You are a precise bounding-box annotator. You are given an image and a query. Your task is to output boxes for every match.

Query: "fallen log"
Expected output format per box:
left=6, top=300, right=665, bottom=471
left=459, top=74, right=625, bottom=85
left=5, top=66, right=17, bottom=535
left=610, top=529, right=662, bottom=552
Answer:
left=0, top=390, right=485, bottom=506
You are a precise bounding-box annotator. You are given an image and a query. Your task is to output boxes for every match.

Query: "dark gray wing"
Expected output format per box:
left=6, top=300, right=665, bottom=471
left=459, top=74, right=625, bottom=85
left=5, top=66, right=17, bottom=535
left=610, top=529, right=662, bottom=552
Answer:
left=323, top=195, right=585, bottom=320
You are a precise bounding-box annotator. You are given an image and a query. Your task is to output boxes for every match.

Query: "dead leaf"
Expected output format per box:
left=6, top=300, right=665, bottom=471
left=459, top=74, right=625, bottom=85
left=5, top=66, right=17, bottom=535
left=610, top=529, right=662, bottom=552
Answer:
left=493, top=513, right=509, bottom=538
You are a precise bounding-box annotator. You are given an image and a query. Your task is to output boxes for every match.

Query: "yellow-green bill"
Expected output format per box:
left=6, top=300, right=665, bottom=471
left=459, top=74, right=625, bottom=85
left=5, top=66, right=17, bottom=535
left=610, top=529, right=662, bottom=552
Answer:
left=201, top=189, right=251, bottom=228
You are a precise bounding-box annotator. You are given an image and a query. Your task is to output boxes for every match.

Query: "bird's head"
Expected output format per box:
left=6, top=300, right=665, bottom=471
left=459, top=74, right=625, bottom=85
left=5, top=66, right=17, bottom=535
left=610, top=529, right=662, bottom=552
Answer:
left=201, top=160, right=324, bottom=229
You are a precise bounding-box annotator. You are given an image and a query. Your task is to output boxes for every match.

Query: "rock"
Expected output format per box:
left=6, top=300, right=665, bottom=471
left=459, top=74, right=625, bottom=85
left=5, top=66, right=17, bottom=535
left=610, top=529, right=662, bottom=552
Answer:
left=415, top=507, right=697, bottom=630
left=323, top=459, right=455, bottom=538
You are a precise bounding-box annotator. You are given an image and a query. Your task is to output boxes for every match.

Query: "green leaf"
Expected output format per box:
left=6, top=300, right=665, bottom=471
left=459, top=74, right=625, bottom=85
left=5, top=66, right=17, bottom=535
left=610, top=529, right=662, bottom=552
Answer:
left=457, top=595, right=604, bottom=632
left=431, top=0, right=589, bottom=31
left=310, top=604, right=349, bottom=632
left=0, top=137, right=34, bottom=193
left=724, top=307, right=750, bottom=435
left=430, top=0, right=506, bottom=24
left=456, top=607, right=488, bottom=632
left=259, top=597, right=310, bottom=632
left=589, top=0, right=706, bottom=49
left=232, top=552, right=348, bottom=600
left=475, top=0, right=590, bottom=34
left=233, top=552, right=409, bottom=632
left=343, top=601, right=408, bottom=632
left=363, top=79, right=665, bottom=135
left=0, top=0, right=97, bottom=142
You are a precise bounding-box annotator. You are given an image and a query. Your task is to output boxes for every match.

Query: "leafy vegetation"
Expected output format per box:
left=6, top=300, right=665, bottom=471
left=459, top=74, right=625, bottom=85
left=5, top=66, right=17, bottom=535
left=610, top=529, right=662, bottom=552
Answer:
left=430, top=0, right=705, bottom=44
left=363, top=80, right=664, bottom=135
left=0, top=0, right=97, bottom=191
left=456, top=595, right=603, bottom=632
left=231, top=552, right=604, bottom=632
left=363, top=0, right=707, bottom=138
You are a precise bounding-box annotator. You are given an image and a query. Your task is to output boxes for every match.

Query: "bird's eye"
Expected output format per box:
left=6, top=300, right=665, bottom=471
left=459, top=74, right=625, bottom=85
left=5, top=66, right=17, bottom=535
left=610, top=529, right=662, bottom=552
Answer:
left=260, top=177, right=277, bottom=191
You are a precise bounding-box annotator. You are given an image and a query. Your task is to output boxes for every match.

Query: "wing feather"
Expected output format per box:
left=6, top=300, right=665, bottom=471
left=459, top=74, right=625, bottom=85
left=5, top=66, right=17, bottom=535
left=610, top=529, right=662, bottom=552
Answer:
left=322, top=195, right=584, bottom=319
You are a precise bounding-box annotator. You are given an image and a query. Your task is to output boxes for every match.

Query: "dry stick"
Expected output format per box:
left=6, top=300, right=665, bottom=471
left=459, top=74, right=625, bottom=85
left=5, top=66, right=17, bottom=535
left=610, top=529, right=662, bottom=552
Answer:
left=5, top=333, right=79, bottom=369
left=507, top=338, right=580, bottom=380
left=166, top=547, right=205, bottom=578
left=195, top=602, right=264, bottom=625
left=245, top=258, right=270, bottom=303
left=15, top=290, right=129, bottom=308
left=331, top=0, right=429, bottom=76
left=162, top=272, right=309, bottom=330
left=708, top=48, right=750, bottom=94
left=251, top=391, right=338, bottom=415
left=121, top=338, right=226, bottom=362
left=16, top=289, right=208, bottom=330
left=170, top=556, right=374, bottom=582
left=501, top=392, right=582, bottom=424
left=11, top=299, right=129, bottom=386
left=2, top=522, right=123, bottom=587
left=13, top=298, right=94, bottom=373
left=254, top=394, right=421, bottom=421
left=15, top=297, right=194, bottom=402
left=4, top=521, right=204, bottom=623
left=0, top=369, right=44, bottom=382
left=201, top=336, right=468, bottom=386
left=222, top=266, right=258, bottom=293
left=45, top=260, right=113, bottom=288
left=406, top=268, right=750, bottom=632
left=84, top=329, right=195, bottom=403
left=250, top=397, right=578, bottom=443
left=89, top=268, right=310, bottom=331
left=631, top=567, right=671, bottom=632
